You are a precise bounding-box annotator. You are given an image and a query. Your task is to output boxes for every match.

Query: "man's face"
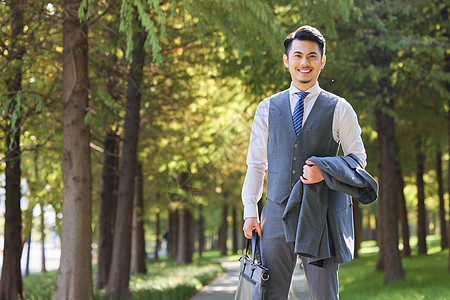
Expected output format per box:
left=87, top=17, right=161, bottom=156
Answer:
left=283, top=39, right=326, bottom=91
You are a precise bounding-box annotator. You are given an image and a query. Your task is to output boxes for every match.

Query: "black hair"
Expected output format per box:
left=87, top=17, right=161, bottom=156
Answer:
left=283, top=25, right=326, bottom=57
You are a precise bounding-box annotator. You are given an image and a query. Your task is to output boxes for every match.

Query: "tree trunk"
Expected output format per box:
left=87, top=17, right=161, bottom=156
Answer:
left=177, top=207, right=194, bottom=264
left=54, top=0, right=93, bottom=298
left=375, top=110, right=384, bottom=271
left=219, top=204, right=228, bottom=256
left=436, top=151, right=448, bottom=250
left=95, top=18, right=120, bottom=287
left=0, top=81, right=24, bottom=300
left=232, top=207, right=238, bottom=254
left=416, top=140, right=427, bottom=255
left=396, top=166, right=411, bottom=257
left=1, top=128, right=24, bottom=299
left=155, top=211, right=161, bottom=260
left=362, top=210, right=370, bottom=241
left=96, top=129, right=119, bottom=288
left=352, top=199, right=362, bottom=257
left=25, top=235, right=31, bottom=275
left=446, top=102, right=450, bottom=273
left=198, top=206, right=205, bottom=257
left=40, top=204, right=47, bottom=272
left=168, top=209, right=179, bottom=259
left=131, top=163, right=147, bottom=275
left=0, top=1, right=25, bottom=298
left=375, top=103, right=404, bottom=283
left=448, top=98, right=450, bottom=272
left=210, top=234, right=216, bottom=250
left=444, top=6, right=450, bottom=274
left=175, top=173, right=194, bottom=265
left=105, top=12, right=145, bottom=298
left=375, top=213, right=383, bottom=270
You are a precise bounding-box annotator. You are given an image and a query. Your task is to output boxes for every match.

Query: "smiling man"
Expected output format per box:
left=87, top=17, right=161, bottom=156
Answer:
left=241, top=26, right=367, bottom=299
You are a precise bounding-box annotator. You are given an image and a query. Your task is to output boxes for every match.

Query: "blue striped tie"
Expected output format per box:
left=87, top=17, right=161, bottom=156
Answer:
left=293, top=92, right=309, bottom=135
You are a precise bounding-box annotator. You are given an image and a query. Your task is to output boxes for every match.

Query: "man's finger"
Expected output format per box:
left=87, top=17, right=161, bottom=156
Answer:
left=305, top=160, right=315, bottom=166
left=255, top=224, right=262, bottom=237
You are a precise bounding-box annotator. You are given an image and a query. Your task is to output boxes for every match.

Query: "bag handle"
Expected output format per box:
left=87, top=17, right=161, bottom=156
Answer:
left=245, top=230, right=262, bottom=264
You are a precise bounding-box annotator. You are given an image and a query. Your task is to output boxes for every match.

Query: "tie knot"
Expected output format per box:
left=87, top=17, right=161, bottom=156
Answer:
left=295, top=92, right=309, bottom=100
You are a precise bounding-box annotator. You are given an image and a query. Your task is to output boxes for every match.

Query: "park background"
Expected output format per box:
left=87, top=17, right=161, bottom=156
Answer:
left=0, top=0, right=449, bottom=299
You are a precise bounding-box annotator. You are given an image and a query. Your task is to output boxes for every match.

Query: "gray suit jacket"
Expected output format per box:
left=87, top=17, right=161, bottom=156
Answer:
left=282, top=154, right=378, bottom=267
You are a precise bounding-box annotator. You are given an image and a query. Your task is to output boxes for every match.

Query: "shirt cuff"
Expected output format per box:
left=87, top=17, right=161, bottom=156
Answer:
left=243, top=202, right=260, bottom=222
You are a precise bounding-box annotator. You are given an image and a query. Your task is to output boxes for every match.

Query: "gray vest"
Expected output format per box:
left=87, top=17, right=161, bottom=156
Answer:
left=266, top=89, right=340, bottom=204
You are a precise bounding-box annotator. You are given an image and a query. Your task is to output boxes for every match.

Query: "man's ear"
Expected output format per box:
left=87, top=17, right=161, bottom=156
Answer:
left=321, top=55, right=327, bottom=69
left=283, top=53, right=289, bottom=68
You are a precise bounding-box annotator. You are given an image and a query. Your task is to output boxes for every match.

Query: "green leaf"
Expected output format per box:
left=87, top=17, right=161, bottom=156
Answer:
left=84, top=110, right=91, bottom=126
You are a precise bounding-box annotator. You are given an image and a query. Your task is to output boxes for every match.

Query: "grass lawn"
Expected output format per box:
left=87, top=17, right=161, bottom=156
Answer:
left=22, top=251, right=224, bottom=300
left=339, top=236, right=450, bottom=300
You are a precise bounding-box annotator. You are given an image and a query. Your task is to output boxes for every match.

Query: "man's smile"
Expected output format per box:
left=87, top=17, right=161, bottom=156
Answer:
left=298, top=68, right=312, bottom=73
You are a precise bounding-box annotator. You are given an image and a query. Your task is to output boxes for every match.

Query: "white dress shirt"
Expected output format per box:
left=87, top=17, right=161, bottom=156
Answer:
left=242, top=82, right=367, bottom=220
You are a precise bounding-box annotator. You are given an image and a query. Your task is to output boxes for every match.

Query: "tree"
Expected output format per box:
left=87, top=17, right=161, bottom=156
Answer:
left=105, top=9, right=146, bottom=298
left=396, top=165, right=411, bottom=257
left=448, top=99, right=450, bottom=273
left=95, top=129, right=119, bottom=288
left=353, top=199, right=362, bottom=256
left=53, top=0, right=93, bottom=298
left=219, top=204, right=228, bottom=256
left=131, top=162, right=147, bottom=275
left=376, top=101, right=404, bottom=283
left=416, top=139, right=427, bottom=255
left=198, top=206, right=206, bottom=256
left=168, top=209, right=178, bottom=259
left=154, top=209, right=161, bottom=260
left=232, top=206, right=239, bottom=254
left=0, top=0, right=25, bottom=298
left=436, top=151, right=447, bottom=250
left=176, top=173, right=194, bottom=265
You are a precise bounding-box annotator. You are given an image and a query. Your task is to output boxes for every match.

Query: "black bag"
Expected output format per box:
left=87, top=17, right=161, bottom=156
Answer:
left=234, top=230, right=269, bottom=300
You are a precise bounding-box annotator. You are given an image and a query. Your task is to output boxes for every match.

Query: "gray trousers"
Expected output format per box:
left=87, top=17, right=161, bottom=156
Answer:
left=260, top=199, right=339, bottom=300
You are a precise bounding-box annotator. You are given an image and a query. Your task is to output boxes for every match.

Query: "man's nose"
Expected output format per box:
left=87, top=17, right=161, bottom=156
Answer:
left=300, top=57, right=310, bottom=65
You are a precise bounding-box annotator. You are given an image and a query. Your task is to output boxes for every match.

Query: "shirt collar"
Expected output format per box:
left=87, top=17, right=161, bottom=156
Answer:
left=289, top=82, right=320, bottom=100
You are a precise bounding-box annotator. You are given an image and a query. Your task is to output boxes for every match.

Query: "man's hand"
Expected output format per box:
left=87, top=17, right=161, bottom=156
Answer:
left=301, top=160, right=324, bottom=184
left=243, top=217, right=262, bottom=239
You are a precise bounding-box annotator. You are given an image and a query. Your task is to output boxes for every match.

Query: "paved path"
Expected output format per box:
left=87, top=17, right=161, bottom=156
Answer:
left=191, top=258, right=310, bottom=300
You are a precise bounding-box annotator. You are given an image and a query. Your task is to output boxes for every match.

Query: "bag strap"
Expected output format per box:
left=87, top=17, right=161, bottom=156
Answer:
left=244, top=230, right=263, bottom=263
left=245, top=236, right=251, bottom=255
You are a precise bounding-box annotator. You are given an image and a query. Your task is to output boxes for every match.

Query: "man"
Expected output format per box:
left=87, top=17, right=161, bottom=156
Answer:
left=241, top=25, right=369, bottom=299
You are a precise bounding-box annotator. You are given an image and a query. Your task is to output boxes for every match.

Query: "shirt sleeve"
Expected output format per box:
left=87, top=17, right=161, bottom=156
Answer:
left=333, top=99, right=367, bottom=168
left=241, top=98, right=270, bottom=220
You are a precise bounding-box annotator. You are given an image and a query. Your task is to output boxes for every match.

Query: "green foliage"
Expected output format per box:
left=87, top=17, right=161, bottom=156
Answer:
left=1, top=95, right=23, bottom=149
left=325, top=0, right=448, bottom=178
left=119, top=0, right=174, bottom=63
left=95, top=88, right=120, bottom=114
left=78, top=0, right=94, bottom=21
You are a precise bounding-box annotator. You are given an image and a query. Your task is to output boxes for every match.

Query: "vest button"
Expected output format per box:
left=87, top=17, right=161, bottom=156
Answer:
left=294, top=144, right=298, bottom=148
left=291, top=182, right=295, bottom=187
left=293, top=157, right=297, bottom=161
left=292, top=170, right=296, bottom=174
